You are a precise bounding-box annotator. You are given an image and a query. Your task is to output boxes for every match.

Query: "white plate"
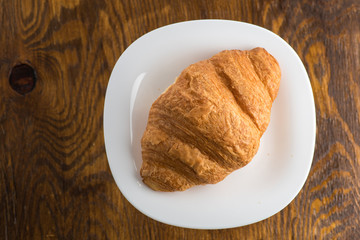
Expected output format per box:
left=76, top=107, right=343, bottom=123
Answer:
left=104, top=20, right=316, bottom=229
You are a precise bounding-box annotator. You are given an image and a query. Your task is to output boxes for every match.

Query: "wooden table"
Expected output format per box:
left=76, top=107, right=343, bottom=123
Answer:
left=1, top=0, right=359, bottom=239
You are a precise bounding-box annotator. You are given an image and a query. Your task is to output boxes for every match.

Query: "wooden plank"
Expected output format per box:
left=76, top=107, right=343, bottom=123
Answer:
left=0, top=0, right=359, bottom=239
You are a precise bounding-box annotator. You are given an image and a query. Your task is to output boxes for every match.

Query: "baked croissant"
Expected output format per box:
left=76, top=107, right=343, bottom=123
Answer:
left=140, top=48, right=281, bottom=191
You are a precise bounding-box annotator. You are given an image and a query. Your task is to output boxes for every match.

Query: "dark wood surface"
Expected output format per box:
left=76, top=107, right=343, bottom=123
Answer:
left=1, top=0, right=359, bottom=239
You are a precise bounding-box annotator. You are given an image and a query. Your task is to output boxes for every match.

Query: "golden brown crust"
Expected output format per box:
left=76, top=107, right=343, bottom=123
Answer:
left=140, top=48, right=281, bottom=191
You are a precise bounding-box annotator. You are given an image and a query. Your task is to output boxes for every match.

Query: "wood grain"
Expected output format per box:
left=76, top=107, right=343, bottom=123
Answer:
left=0, top=0, right=359, bottom=239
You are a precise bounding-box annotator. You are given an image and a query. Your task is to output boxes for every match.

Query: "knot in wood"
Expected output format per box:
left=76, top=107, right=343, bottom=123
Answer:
left=9, top=64, right=37, bottom=95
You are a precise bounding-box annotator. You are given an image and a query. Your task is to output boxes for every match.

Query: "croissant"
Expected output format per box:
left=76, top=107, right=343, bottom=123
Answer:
left=140, top=48, right=281, bottom=191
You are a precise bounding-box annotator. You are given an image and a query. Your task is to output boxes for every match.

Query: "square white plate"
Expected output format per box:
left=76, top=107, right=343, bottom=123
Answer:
left=104, top=20, right=316, bottom=229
